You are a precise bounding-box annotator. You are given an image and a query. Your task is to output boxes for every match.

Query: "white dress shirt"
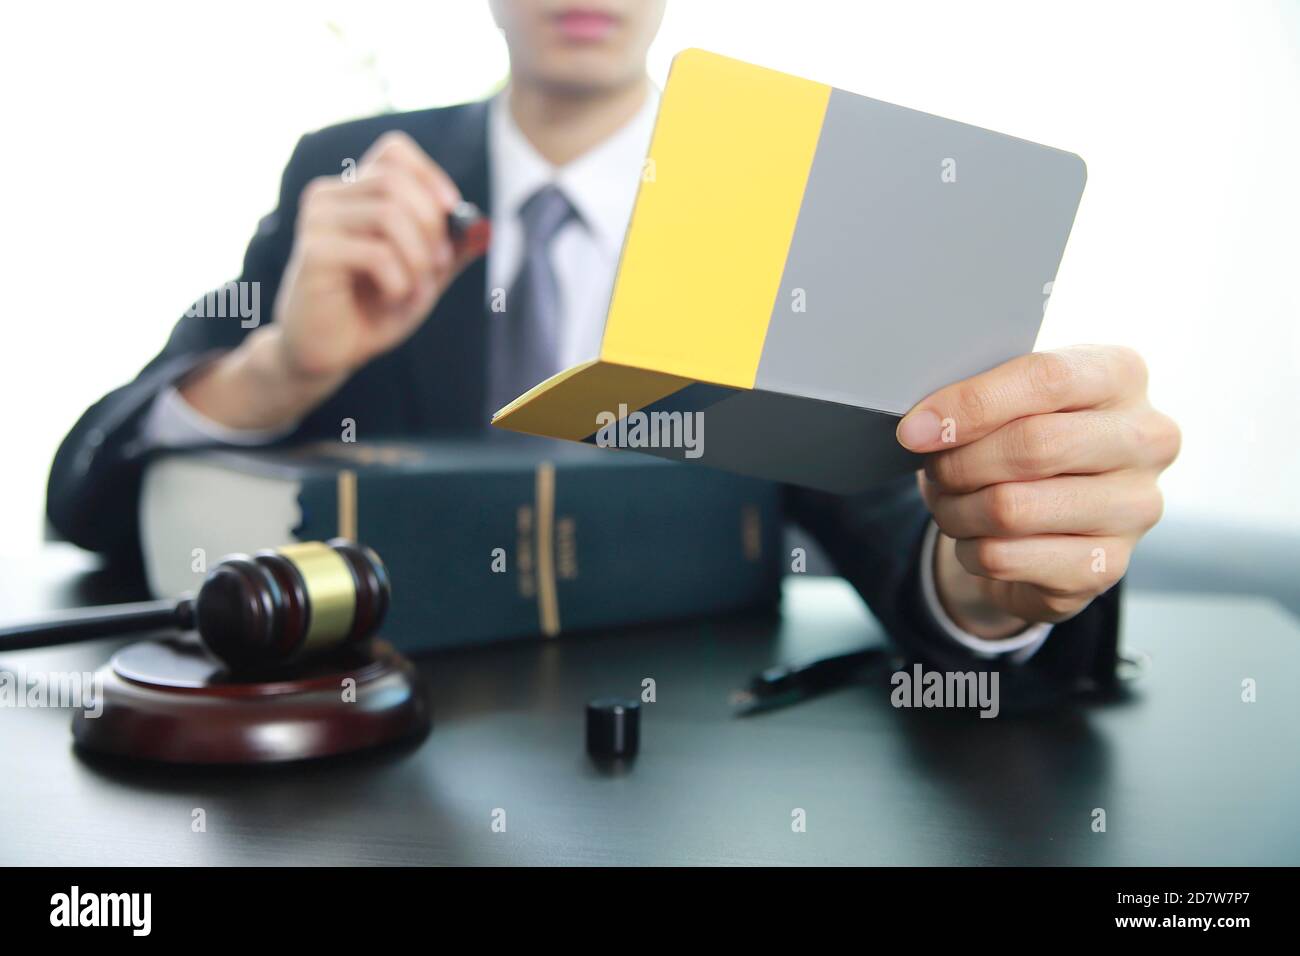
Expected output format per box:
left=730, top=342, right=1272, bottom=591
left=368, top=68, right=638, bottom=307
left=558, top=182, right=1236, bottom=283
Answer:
left=486, top=88, right=656, bottom=371
left=918, top=521, right=1051, bottom=661
left=139, top=87, right=1049, bottom=661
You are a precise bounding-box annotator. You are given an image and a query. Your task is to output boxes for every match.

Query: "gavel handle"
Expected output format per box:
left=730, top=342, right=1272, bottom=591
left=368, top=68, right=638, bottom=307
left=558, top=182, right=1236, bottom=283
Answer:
left=0, top=598, right=195, bottom=651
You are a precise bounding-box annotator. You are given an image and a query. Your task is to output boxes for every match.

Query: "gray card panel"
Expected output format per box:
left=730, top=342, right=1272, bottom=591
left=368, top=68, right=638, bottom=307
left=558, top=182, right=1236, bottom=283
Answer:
left=756, top=88, right=1087, bottom=415
left=613, top=388, right=921, bottom=495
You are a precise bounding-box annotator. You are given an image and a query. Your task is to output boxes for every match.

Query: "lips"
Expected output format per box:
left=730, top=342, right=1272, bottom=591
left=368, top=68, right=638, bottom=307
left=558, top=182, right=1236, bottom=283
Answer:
left=553, top=9, right=619, bottom=42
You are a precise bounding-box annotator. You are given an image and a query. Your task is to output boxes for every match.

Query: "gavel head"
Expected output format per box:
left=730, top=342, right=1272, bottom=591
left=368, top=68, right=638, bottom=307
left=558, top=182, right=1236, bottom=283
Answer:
left=194, top=539, right=390, bottom=670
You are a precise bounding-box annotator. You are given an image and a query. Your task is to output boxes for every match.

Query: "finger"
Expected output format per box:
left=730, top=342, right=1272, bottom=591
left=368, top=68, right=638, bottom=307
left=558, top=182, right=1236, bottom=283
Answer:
left=925, top=407, right=1173, bottom=493
left=320, top=197, right=438, bottom=285
left=363, top=274, right=443, bottom=354
left=896, top=346, right=1149, bottom=453
left=961, top=577, right=1094, bottom=625
left=356, top=165, right=456, bottom=275
left=306, top=164, right=465, bottom=283
left=362, top=130, right=461, bottom=209
left=300, top=234, right=412, bottom=305
left=953, top=534, right=1130, bottom=596
left=922, top=472, right=1164, bottom=539
left=303, top=172, right=438, bottom=244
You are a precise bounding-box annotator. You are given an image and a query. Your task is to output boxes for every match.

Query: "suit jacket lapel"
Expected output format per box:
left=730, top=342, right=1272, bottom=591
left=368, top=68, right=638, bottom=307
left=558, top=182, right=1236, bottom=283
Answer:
left=402, top=99, right=494, bottom=432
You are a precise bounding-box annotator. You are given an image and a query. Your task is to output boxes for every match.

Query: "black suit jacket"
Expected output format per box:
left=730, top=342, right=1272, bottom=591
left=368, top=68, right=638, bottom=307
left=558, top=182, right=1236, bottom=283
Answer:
left=46, top=101, right=1121, bottom=702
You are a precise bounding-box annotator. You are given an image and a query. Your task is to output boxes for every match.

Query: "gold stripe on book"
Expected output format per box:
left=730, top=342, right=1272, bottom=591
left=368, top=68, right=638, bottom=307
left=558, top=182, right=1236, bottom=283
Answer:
left=337, top=469, right=358, bottom=540
left=534, top=461, right=560, bottom=637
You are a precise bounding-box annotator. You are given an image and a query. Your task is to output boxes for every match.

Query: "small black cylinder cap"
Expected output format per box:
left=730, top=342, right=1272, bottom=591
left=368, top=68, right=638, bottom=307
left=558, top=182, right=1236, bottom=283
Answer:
left=586, top=697, right=640, bottom=759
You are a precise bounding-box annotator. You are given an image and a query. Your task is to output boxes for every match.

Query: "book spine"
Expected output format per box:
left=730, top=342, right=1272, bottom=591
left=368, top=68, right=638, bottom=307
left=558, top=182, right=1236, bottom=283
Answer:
left=293, top=463, right=782, bottom=654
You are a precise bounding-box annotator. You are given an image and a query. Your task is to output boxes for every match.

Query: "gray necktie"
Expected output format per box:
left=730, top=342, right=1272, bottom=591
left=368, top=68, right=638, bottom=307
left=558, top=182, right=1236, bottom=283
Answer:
left=488, top=184, right=578, bottom=416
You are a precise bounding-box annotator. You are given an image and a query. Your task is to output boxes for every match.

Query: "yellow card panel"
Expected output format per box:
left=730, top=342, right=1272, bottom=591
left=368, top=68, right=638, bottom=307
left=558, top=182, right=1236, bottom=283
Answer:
left=600, top=49, right=830, bottom=388
left=492, top=360, right=694, bottom=442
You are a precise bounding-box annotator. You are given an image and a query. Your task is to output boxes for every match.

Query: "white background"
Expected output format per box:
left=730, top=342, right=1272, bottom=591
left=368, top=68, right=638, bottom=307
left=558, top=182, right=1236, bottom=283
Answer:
left=0, top=0, right=1296, bottom=556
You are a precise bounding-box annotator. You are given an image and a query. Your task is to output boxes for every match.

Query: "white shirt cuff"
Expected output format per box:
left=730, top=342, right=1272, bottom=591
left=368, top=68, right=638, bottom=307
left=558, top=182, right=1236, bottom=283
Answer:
left=139, top=385, right=296, bottom=449
left=918, top=520, right=1051, bottom=663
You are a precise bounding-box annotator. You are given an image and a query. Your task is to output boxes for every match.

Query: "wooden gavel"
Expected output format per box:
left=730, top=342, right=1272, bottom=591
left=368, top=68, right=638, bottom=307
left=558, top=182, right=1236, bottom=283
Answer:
left=0, top=539, right=390, bottom=671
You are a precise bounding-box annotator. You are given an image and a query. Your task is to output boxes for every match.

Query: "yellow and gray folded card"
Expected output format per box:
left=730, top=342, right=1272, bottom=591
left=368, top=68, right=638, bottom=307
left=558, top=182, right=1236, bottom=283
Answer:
left=492, top=49, right=1087, bottom=493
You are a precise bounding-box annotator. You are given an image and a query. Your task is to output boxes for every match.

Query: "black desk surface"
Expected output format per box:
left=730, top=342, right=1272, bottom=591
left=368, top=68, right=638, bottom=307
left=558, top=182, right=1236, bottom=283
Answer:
left=1, top=545, right=1298, bottom=866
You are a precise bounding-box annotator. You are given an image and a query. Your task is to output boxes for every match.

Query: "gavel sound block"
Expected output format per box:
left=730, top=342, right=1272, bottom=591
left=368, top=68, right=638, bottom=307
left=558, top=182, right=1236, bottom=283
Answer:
left=0, top=540, right=431, bottom=764
left=72, top=635, right=429, bottom=765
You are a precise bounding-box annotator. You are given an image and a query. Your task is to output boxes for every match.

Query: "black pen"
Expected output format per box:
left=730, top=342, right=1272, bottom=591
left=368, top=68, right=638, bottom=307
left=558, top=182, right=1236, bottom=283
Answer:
left=729, top=646, right=897, bottom=715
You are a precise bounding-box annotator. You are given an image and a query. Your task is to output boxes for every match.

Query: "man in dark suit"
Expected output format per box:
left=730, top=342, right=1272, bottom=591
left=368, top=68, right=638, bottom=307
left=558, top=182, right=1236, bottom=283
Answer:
left=47, top=0, right=1179, bottom=703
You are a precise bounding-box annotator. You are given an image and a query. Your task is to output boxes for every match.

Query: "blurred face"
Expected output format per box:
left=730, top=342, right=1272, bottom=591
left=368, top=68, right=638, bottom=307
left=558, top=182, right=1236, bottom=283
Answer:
left=489, top=0, right=666, bottom=95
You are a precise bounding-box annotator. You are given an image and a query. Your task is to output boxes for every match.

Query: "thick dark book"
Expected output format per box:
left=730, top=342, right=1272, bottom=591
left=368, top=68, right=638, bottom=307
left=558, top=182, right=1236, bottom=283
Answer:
left=140, top=434, right=783, bottom=654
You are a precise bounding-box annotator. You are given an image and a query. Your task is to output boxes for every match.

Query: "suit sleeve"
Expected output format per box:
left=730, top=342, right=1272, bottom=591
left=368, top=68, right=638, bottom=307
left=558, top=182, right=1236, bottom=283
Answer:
left=45, top=135, right=317, bottom=565
left=783, top=475, right=1122, bottom=709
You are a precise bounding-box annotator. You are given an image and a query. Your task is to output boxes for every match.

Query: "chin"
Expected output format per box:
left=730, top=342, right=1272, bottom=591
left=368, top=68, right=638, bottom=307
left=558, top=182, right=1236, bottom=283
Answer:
left=539, top=64, right=638, bottom=96
left=528, top=41, right=634, bottom=87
